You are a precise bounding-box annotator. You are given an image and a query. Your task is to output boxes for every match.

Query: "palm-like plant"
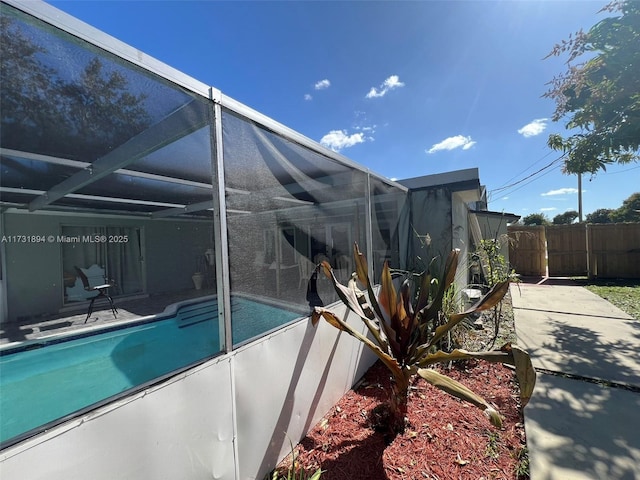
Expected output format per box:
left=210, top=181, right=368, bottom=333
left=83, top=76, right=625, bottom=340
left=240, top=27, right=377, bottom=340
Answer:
left=311, top=244, right=535, bottom=440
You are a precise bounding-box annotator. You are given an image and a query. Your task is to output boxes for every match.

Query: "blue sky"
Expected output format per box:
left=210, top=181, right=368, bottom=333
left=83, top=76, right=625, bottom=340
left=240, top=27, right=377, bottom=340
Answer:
left=49, top=0, right=639, bottom=220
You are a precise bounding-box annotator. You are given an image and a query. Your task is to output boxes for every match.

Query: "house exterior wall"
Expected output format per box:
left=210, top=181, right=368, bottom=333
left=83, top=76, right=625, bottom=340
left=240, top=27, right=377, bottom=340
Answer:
left=1, top=211, right=212, bottom=323
left=452, top=191, right=471, bottom=292
left=144, top=220, right=213, bottom=295
left=404, top=187, right=477, bottom=294
left=2, top=213, right=62, bottom=323
left=406, top=187, right=452, bottom=273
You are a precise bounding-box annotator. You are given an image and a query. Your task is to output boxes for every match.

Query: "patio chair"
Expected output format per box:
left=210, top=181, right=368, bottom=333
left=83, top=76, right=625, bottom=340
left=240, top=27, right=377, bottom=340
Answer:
left=74, top=265, right=118, bottom=323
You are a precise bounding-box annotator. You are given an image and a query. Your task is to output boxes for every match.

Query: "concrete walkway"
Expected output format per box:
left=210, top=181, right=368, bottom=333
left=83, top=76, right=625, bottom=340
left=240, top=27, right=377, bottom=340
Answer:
left=510, top=281, right=640, bottom=480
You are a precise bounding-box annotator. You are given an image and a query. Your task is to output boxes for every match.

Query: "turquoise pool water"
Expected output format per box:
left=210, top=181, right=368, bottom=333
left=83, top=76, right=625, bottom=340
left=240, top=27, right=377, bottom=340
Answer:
left=0, top=296, right=303, bottom=446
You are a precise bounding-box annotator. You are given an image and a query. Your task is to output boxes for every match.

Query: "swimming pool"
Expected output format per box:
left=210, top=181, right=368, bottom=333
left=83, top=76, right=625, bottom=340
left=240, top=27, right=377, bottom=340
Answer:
left=0, top=296, right=304, bottom=447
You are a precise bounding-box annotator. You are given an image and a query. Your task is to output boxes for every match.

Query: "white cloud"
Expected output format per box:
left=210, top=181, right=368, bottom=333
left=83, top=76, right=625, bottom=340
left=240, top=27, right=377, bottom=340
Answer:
left=314, top=79, right=331, bottom=90
left=365, top=75, right=405, bottom=99
left=541, top=188, right=579, bottom=196
left=540, top=207, right=557, bottom=212
left=427, top=135, right=476, bottom=154
left=518, top=118, right=548, bottom=137
left=501, top=196, right=509, bottom=201
left=353, top=124, right=377, bottom=142
left=304, top=94, right=313, bottom=101
left=320, top=130, right=365, bottom=152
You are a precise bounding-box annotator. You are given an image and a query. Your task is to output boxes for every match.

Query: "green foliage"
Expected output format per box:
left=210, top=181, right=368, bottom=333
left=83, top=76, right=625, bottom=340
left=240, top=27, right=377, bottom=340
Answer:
left=522, top=213, right=549, bottom=226
left=311, top=244, right=536, bottom=441
left=586, top=208, right=614, bottom=223
left=610, top=192, right=640, bottom=222
left=544, top=1, right=640, bottom=174
left=440, top=281, right=462, bottom=318
left=438, top=282, right=464, bottom=352
left=485, top=430, right=501, bottom=459
left=552, top=210, right=579, bottom=225
left=475, top=238, right=516, bottom=287
left=514, top=446, right=530, bottom=479
left=586, top=192, right=640, bottom=223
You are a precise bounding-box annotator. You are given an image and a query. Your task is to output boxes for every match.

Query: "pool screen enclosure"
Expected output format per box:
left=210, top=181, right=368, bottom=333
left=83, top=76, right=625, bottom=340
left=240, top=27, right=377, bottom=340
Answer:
left=0, top=0, right=411, bottom=455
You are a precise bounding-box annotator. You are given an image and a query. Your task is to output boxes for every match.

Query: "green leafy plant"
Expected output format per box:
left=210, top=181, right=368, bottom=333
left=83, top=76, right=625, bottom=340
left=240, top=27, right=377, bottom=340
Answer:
left=544, top=1, right=640, bottom=175
left=475, top=237, right=516, bottom=288
left=311, top=244, right=536, bottom=441
left=472, top=237, right=519, bottom=348
left=514, top=446, right=530, bottom=479
left=485, top=430, right=501, bottom=459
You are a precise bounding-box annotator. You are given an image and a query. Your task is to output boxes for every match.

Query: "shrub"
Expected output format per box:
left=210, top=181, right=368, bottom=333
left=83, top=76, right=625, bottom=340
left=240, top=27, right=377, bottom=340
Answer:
left=312, top=244, right=536, bottom=441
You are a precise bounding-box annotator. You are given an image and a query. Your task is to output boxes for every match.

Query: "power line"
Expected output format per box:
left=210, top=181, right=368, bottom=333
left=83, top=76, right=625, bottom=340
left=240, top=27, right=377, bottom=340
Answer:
left=490, top=111, right=631, bottom=200
left=491, top=149, right=555, bottom=191
left=601, top=164, right=640, bottom=175
left=488, top=112, right=633, bottom=203
left=489, top=155, right=564, bottom=196
left=494, top=163, right=563, bottom=200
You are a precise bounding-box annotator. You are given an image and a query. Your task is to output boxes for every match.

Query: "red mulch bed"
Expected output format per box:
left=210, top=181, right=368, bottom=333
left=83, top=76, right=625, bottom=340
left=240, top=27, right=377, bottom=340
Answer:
left=278, top=359, right=528, bottom=480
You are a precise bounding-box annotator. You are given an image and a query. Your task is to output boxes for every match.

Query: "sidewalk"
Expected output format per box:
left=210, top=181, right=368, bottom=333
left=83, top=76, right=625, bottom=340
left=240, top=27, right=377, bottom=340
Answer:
left=510, top=281, right=640, bottom=480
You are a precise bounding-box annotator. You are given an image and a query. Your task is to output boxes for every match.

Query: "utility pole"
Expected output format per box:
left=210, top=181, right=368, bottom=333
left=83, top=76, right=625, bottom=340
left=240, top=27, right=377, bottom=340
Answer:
left=578, top=173, right=583, bottom=222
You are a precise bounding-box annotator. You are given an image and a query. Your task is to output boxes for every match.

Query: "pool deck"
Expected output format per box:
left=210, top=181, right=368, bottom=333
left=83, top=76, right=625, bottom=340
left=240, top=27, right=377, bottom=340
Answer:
left=0, top=288, right=217, bottom=345
left=0, top=268, right=334, bottom=347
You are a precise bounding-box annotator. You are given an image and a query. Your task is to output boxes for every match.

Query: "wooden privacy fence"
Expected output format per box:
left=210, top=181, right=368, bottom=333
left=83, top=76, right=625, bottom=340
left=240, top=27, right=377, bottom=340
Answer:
left=508, top=225, right=547, bottom=276
left=589, top=224, right=640, bottom=278
left=508, top=223, right=640, bottom=279
left=547, top=224, right=587, bottom=277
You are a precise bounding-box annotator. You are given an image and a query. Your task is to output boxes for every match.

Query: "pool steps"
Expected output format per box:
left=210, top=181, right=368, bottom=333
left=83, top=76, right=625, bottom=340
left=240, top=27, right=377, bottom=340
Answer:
left=177, top=302, right=218, bottom=329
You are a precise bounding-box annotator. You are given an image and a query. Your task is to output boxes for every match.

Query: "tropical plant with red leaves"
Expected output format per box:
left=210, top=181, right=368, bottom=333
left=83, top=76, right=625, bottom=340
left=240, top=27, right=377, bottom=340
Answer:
left=311, top=245, right=536, bottom=441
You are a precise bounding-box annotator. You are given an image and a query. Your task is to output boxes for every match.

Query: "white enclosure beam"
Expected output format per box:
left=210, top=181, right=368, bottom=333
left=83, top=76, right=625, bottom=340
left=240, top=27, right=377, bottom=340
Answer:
left=28, top=100, right=209, bottom=212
